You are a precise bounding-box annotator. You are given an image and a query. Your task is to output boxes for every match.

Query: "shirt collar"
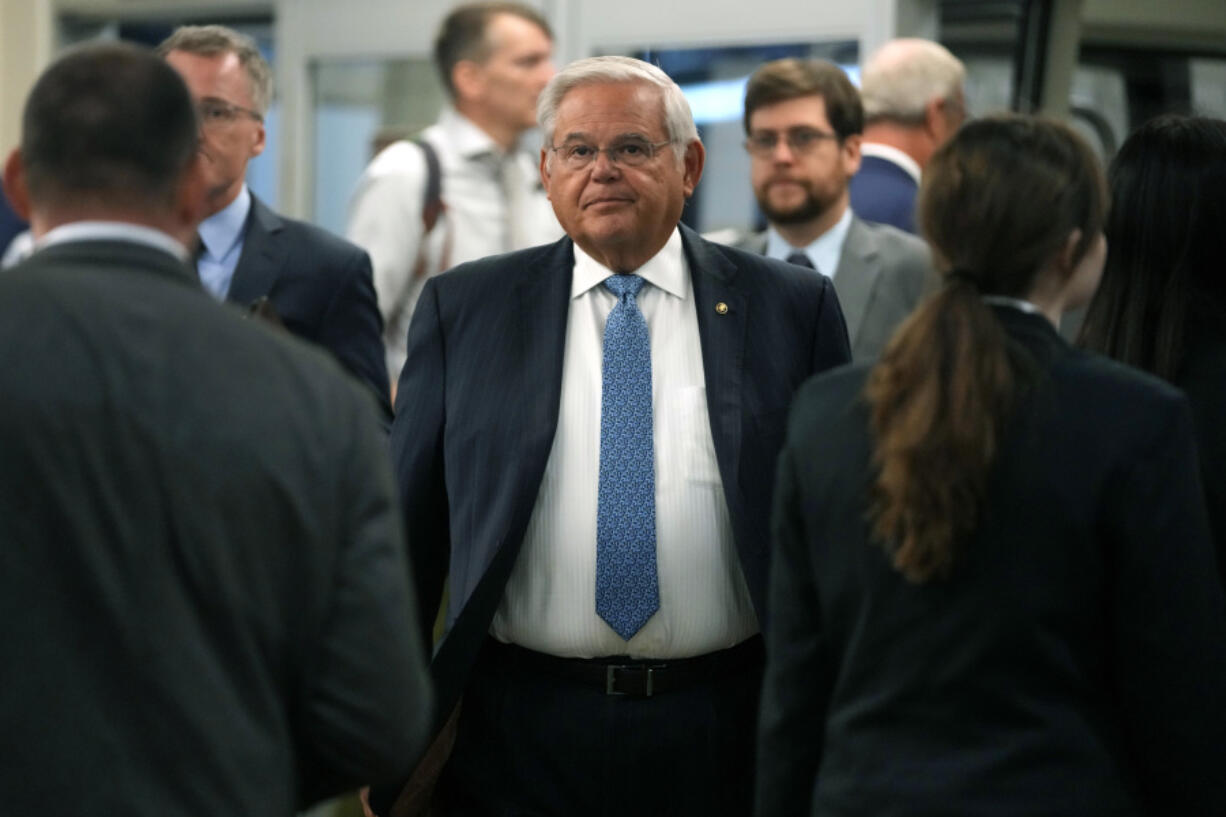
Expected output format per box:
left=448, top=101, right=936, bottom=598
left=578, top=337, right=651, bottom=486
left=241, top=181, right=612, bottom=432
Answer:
left=198, top=184, right=251, bottom=260
left=37, top=221, right=189, bottom=262
left=765, top=206, right=853, bottom=278
left=571, top=227, right=688, bottom=300
left=861, top=142, right=922, bottom=183
left=981, top=295, right=1043, bottom=315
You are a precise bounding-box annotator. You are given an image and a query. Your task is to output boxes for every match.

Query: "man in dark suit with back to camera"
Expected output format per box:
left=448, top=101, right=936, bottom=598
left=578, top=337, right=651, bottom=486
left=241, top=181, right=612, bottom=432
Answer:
left=377, top=55, right=851, bottom=817
left=0, top=43, right=432, bottom=816
left=735, top=58, right=933, bottom=361
left=158, top=25, right=391, bottom=412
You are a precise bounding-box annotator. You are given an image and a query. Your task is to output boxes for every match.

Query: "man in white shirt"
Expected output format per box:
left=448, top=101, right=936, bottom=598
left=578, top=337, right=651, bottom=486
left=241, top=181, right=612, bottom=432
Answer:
left=372, top=55, right=851, bottom=817
left=0, top=42, right=430, bottom=817
left=734, top=58, right=933, bottom=361
left=848, top=38, right=966, bottom=234
left=347, top=1, right=563, bottom=383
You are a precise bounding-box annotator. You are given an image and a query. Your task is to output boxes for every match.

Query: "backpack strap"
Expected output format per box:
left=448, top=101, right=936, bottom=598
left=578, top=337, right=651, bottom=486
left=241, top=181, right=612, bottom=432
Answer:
left=414, top=137, right=444, bottom=233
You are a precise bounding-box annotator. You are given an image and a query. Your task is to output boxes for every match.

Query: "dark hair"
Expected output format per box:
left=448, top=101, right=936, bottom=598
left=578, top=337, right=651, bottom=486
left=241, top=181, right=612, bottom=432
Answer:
left=1078, top=114, right=1226, bottom=381
left=156, top=25, right=273, bottom=114
left=434, top=2, right=552, bottom=99
left=21, top=42, right=199, bottom=211
left=742, top=58, right=863, bottom=140
left=864, top=115, right=1107, bottom=582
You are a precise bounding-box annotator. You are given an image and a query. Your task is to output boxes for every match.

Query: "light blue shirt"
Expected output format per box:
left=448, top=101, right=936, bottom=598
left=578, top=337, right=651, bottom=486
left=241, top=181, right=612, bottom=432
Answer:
left=765, top=206, right=853, bottom=281
left=197, top=185, right=251, bottom=300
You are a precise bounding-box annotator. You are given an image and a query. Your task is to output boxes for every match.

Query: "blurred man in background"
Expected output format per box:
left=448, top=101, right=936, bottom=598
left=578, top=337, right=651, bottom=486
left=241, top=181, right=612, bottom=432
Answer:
left=347, top=1, right=562, bottom=383
left=849, top=38, right=966, bottom=233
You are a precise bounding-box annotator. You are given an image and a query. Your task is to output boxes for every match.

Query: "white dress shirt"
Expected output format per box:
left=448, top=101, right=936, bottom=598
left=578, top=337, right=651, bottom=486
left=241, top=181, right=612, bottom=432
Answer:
left=860, top=142, right=922, bottom=184
left=38, top=221, right=189, bottom=261
left=765, top=206, right=853, bottom=279
left=346, top=107, right=562, bottom=379
left=491, top=228, right=759, bottom=659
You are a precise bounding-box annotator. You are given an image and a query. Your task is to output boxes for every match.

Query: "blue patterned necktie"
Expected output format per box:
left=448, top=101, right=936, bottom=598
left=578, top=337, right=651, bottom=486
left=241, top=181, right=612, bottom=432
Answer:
left=596, top=274, right=659, bottom=640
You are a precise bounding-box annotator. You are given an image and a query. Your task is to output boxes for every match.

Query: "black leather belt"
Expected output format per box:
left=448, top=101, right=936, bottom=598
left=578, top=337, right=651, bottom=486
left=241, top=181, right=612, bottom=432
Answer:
left=485, top=635, right=764, bottom=697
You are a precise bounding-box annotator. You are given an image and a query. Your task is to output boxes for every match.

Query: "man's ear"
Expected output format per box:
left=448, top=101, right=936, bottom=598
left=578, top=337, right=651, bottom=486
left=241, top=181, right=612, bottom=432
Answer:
left=3, top=148, right=32, bottom=222
left=842, top=132, right=863, bottom=177
left=682, top=139, right=706, bottom=197
left=452, top=60, right=485, bottom=104
left=539, top=147, right=552, bottom=199
left=249, top=119, right=266, bottom=159
left=922, top=97, right=945, bottom=140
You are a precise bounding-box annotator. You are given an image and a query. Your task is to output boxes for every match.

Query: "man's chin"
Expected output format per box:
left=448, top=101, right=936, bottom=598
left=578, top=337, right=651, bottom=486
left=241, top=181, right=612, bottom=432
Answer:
left=759, top=203, right=823, bottom=226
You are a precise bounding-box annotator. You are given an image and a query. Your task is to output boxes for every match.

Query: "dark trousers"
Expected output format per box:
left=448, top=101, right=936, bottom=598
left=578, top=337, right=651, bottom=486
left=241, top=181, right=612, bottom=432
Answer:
left=437, top=638, right=764, bottom=817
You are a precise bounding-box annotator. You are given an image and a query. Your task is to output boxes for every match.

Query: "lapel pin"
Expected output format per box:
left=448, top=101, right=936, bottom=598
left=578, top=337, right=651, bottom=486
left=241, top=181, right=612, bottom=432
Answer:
left=715, top=302, right=729, bottom=315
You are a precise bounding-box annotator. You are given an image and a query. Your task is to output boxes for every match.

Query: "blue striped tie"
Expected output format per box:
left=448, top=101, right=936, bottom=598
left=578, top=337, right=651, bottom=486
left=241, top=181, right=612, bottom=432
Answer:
left=596, top=274, right=659, bottom=640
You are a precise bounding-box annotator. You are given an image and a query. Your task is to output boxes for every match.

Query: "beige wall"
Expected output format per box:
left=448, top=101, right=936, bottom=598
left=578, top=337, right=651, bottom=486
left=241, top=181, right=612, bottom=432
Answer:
left=0, top=0, right=54, bottom=156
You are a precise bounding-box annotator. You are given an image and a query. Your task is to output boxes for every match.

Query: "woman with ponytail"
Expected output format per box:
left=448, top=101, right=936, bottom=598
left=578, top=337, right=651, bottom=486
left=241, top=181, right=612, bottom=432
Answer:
left=757, top=116, right=1226, bottom=817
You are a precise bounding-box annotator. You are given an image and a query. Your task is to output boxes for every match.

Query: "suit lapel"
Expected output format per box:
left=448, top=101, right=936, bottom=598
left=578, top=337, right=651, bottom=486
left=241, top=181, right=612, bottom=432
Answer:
left=832, top=216, right=879, bottom=347
left=226, top=195, right=286, bottom=306
left=513, top=237, right=574, bottom=467
left=682, top=225, right=746, bottom=519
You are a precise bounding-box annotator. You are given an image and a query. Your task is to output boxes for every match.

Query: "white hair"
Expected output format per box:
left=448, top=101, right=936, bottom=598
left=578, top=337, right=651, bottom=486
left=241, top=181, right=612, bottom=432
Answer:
left=860, top=38, right=965, bottom=125
left=537, top=55, right=698, bottom=166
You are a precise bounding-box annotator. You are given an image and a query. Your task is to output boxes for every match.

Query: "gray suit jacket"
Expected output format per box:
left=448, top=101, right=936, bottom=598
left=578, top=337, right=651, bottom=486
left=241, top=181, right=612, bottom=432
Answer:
left=733, top=215, right=933, bottom=361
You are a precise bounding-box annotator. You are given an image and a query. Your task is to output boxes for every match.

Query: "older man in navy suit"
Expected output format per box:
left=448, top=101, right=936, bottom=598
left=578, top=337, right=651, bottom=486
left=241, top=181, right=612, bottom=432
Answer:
left=160, top=25, right=388, bottom=412
left=849, top=39, right=966, bottom=234
left=377, top=55, right=850, bottom=817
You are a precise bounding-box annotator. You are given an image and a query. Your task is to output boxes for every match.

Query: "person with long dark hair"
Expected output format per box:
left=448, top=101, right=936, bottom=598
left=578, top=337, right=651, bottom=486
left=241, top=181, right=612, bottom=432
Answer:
left=1079, top=114, right=1226, bottom=584
left=757, top=115, right=1226, bottom=817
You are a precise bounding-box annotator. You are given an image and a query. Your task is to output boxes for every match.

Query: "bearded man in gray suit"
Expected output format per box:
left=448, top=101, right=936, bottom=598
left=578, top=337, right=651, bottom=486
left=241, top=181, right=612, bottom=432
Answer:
left=734, top=57, right=933, bottom=361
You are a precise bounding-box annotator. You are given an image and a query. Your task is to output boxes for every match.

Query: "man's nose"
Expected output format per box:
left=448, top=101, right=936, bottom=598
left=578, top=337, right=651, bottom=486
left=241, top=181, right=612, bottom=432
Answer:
left=771, top=138, right=796, bottom=162
left=590, top=149, right=620, bottom=180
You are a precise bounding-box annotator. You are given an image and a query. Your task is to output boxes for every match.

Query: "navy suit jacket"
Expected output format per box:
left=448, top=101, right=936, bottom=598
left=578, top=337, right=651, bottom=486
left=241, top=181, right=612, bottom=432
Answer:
left=759, top=307, right=1226, bottom=816
left=230, top=195, right=389, bottom=411
left=389, top=224, right=851, bottom=731
left=848, top=154, right=920, bottom=234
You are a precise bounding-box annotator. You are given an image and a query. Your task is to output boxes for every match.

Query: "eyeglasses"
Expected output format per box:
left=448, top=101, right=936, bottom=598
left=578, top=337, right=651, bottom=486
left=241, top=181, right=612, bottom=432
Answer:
left=744, top=127, right=839, bottom=158
left=197, top=97, right=263, bottom=129
left=548, top=138, right=673, bottom=170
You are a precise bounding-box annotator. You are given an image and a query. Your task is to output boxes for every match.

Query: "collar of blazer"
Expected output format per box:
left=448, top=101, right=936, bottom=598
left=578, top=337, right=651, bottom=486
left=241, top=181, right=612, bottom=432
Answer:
left=832, top=215, right=883, bottom=344
left=226, top=194, right=286, bottom=306
left=23, top=237, right=200, bottom=288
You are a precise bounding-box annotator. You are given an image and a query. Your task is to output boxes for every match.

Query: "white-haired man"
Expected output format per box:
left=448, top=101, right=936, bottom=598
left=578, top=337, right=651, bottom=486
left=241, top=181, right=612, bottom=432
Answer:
left=374, top=54, right=851, bottom=817
left=849, top=38, right=966, bottom=233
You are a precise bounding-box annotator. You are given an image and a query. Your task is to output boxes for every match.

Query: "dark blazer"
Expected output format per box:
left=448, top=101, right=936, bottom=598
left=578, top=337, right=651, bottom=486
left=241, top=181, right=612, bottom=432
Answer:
left=734, top=214, right=934, bottom=361
left=0, top=239, right=432, bottom=817
left=759, top=306, right=1226, bottom=817
left=231, top=195, right=390, bottom=411
left=1177, top=302, right=1226, bottom=587
left=848, top=154, right=919, bottom=234
left=390, top=224, right=851, bottom=732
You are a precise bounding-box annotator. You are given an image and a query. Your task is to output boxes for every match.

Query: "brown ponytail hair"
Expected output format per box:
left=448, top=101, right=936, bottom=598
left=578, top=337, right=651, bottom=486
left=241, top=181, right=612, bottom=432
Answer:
left=864, top=116, right=1107, bottom=582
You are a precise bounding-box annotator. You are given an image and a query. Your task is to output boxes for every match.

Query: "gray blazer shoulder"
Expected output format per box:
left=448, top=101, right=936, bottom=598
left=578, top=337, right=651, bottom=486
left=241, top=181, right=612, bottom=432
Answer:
left=835, top=216, right=934, bottom=362
left=727, top=230, right=768, bottom=256
left=711, top=218, right=932, bottom=362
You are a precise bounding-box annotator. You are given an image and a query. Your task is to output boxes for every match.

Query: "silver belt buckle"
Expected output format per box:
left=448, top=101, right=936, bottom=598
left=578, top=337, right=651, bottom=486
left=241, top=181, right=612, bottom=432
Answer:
left=605, top=665, right=654, bottom=696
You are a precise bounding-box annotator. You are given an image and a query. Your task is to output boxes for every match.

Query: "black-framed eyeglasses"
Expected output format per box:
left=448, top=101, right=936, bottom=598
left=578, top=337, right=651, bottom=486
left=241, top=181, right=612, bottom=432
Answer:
left=548, top=138, right=673, bottom=170
left=744, top=127, right=839, bottom=158
left=197, top=96, right=263, bottom=129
